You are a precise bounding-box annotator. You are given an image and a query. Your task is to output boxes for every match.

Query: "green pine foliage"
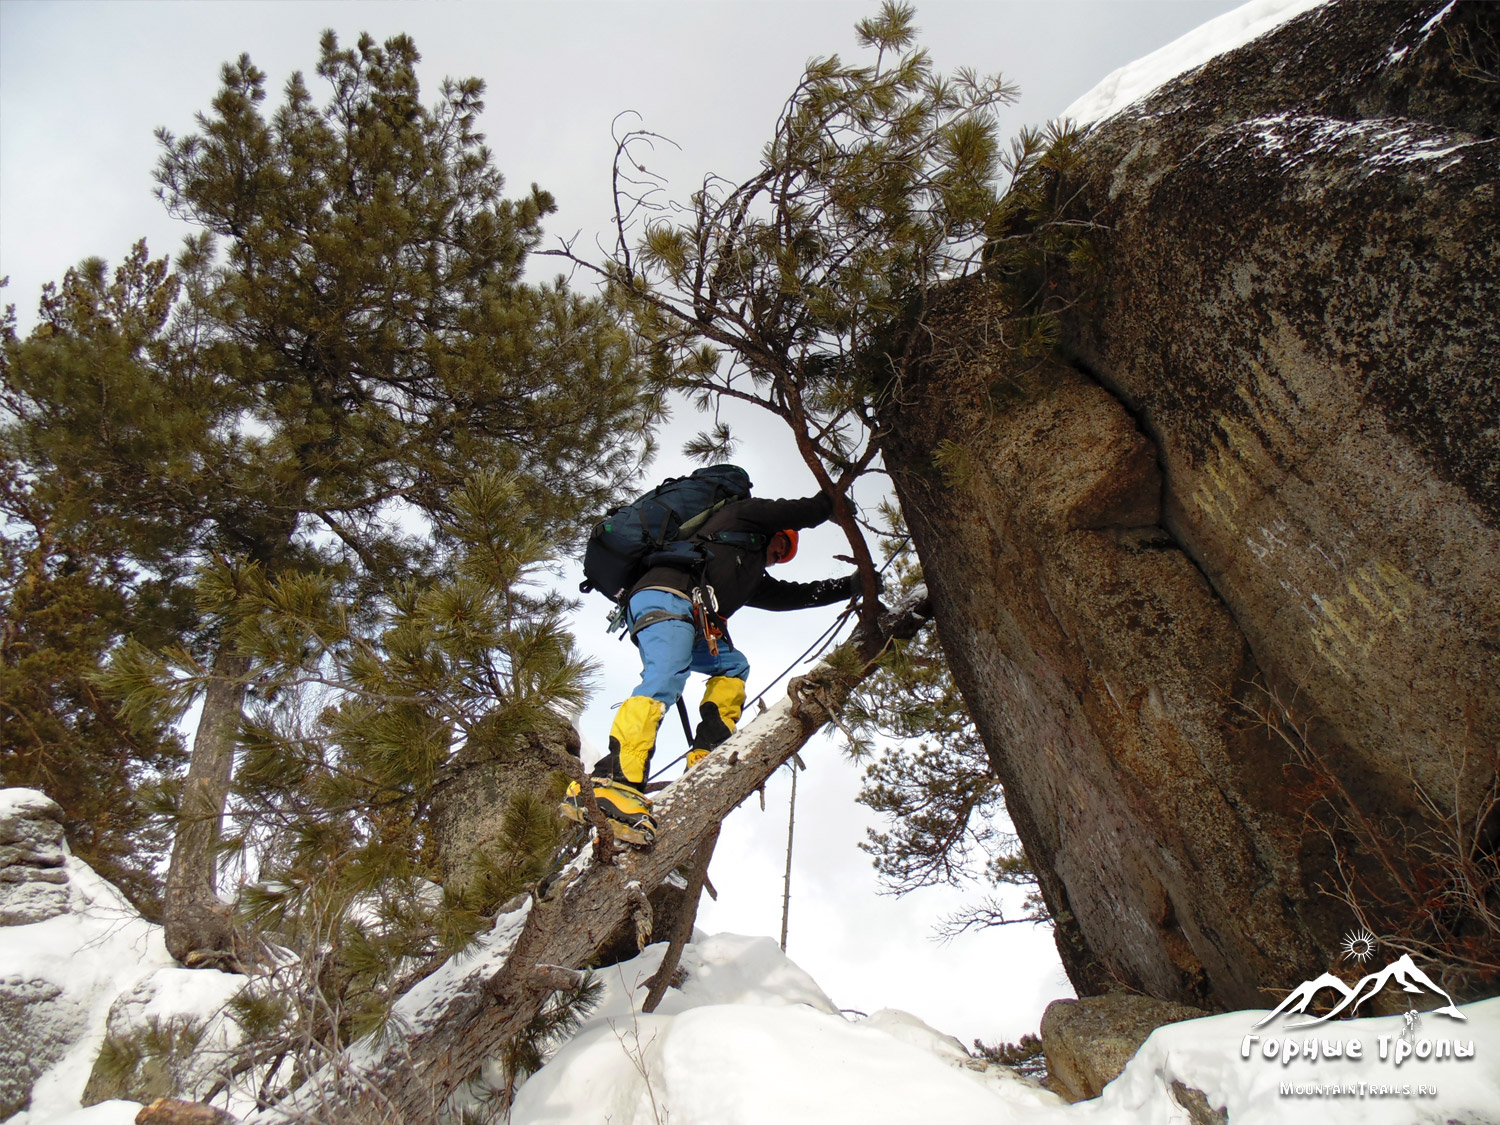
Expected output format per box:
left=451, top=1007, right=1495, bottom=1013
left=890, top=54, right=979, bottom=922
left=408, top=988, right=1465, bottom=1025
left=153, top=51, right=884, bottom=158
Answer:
left=162, top=471, right=598, bottom=1093
left=4, top=28, right=663, bottom=962
left=971, top=1032, right=1047, bottom=1079
left=1, top=249, right=200, bottom=914
left=88, top=1016, right=208, bottom=1104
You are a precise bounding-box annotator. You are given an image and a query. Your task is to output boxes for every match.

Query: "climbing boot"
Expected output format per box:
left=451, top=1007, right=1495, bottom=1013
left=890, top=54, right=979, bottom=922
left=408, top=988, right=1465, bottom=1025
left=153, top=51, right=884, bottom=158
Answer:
left=561, top=778, right=657, bottom=846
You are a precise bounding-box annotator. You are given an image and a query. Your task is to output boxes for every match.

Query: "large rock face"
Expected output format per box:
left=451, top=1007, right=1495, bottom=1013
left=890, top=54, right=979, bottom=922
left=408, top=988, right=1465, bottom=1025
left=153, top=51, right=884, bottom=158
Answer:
left=883, top=0, right=1498, bottom=1009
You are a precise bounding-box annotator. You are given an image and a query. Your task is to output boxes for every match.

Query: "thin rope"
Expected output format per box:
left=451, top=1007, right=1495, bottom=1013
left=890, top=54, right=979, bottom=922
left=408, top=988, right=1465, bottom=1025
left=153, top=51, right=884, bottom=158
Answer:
left=780, top=757, right=798, bottom=951
left=650, top=536, right=911, bottom=778
left=744, top=535, right=909, bottom=711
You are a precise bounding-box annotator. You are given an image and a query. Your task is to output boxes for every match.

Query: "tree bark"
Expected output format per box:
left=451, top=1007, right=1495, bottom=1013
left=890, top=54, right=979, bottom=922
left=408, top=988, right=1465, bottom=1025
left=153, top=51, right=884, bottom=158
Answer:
left=246, top=595, right=930, bottom=1124
left=163, top=640, right=251, bottom=969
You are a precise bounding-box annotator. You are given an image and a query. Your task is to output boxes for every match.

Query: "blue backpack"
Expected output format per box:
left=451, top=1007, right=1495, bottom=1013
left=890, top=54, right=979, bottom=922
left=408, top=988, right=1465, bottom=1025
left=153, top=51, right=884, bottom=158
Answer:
left=580, top=465, right=755, bottom=603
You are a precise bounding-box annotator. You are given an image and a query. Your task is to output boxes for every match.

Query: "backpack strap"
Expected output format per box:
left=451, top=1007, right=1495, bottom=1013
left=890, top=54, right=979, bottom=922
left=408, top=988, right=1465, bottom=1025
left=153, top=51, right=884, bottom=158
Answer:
left=701, top=529, right=768, bottom=552
left=642, top=540, right=708, bottom=571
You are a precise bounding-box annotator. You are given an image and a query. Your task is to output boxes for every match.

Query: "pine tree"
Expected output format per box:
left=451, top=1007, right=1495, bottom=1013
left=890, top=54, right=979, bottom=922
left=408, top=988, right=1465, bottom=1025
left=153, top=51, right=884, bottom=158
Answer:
left=143, top=32, right=657, bottom=968
left=1, top=247, right=204, bottom=913
left=553, top=1, right=1094, bottom=652
left=6, top=31, right=659, bottom=966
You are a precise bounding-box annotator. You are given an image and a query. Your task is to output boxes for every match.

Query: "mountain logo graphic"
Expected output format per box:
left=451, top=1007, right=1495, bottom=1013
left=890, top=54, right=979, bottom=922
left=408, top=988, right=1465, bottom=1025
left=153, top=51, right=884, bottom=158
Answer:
left=1254, top=954, right=1467, bottom=1030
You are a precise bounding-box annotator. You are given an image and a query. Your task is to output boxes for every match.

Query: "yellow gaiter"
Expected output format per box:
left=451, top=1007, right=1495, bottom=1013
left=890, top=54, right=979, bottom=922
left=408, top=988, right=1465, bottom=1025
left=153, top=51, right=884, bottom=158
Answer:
left=607, top=695, right=666, bottom=785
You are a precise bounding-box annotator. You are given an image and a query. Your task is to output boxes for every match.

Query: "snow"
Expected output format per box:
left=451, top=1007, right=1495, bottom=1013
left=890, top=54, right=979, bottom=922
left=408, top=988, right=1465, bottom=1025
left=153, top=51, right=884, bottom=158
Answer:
left=33, top=1104, right=142, bottom=1125
left=1, top=789, right=245, bottom=1125
left=12, top=883, right=1500, bottom=1125
left=1231, top=113, right=1479, bottom=174
left=1418, top=2, right=1457, bottom=40
left=510, top=934, right=1065, bottom=1125
left=0, top=788, right=67, bottom=820
left=509, top=934, right=1500, bottom=1125
left=1062, top=0, right=1329, bottom=126
left=378, top=897, right=535, bottom=1040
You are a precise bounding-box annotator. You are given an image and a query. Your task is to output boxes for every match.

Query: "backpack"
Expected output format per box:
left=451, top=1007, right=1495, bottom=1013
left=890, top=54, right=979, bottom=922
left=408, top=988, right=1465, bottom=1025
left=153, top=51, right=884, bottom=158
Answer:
left=580, top=465, right=754, bottom=603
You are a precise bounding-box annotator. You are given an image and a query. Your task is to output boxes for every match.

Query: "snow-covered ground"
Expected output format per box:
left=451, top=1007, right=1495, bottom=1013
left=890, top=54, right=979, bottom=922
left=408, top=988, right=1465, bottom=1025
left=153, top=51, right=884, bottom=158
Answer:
left=9, top=785, right=1496, bottom=1125
left=505, top=933, right=1500, bottom=1125
left=10, top=878, right=1500, bottom=1125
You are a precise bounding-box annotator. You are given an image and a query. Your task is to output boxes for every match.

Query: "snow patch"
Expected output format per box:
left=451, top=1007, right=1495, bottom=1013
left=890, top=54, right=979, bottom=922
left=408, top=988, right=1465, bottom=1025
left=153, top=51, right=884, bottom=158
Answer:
left=377, top=897, right=535, bottom=1041
left=34, top=1103, right=143, bottom=1125
left=1418, top=1, right=1457, bottom=41
left=1228, top=113, right=1479, bottom=174
left=1063, top=0, right=1328, bottom=126
left=0, top=787, right=65, bottom=821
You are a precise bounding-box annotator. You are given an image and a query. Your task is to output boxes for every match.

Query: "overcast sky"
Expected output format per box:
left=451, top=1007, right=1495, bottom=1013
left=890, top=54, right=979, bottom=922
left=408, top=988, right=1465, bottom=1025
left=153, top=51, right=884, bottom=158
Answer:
left=1, top=0, right=1247, bottom=1046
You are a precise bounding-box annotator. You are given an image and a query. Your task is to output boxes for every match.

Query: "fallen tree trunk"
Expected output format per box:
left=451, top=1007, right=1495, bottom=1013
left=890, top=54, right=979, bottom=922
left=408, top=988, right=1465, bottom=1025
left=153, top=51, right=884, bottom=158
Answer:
left=249, top=595, right=930, bottom=1124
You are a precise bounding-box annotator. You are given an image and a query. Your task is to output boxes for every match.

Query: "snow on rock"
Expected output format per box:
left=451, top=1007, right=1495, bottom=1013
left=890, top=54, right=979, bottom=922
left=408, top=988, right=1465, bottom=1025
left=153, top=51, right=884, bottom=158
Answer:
left=0, top=787, right=71, bottom=926
left=858, top=1007, right=972, bottom=1067
left=1097, top=999, right=1500, bottom=1124
left=1222, top=112, right=1481, bottom=177
left=80, top=965, right=246, bottom=1105
left=0, top=787, right=246, bottom=1124
left=1062, top=0, right=1328, bottom=126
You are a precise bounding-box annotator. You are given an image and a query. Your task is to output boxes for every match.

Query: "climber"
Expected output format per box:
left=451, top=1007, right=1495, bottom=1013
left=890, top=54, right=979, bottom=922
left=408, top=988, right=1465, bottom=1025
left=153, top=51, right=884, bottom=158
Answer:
left=565, top=489, right=860, bottom=844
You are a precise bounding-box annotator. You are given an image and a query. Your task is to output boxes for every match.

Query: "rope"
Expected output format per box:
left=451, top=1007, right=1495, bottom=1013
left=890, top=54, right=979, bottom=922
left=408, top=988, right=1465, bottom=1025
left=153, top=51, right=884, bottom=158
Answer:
left=744, top=535, right=909, bottom=711
left=648, top=535, right=912, bottom=778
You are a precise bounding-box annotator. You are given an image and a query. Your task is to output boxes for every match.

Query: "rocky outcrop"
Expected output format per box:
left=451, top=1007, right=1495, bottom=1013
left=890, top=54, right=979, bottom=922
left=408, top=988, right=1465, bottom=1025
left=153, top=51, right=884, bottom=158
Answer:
left=883, top=0, right=1499, bottom=1010
left=1040, top=993, right=1207, bottom=1102
left=1, top=788, right=71, bottom=926
left=0, top=792, right=87, bottom=1117
left=1, top=792, right=85, bottom=1118
left=0, top=975, right=89, bottom=1119
left=81, top=967, right=244, bottom=1108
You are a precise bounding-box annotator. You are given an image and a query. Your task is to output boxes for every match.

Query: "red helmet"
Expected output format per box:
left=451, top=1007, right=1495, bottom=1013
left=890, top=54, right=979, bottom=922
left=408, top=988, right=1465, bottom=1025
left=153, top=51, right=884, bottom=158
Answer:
left=769, top=529, right=798, bottom=565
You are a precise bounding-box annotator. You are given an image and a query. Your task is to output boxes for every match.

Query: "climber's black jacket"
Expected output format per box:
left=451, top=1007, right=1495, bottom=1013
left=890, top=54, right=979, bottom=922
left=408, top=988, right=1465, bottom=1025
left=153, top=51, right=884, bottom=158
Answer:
left=630, top=492, right=855, bottom=618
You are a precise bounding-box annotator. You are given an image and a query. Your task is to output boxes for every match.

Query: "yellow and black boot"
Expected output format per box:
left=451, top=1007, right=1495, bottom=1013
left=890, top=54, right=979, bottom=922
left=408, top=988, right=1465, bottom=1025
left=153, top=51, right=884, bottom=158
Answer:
left=562, top=695, right=664, bottom=845
left=686, top=676, right=746, bottom=769
left=561, top=777, right=657, bottom=845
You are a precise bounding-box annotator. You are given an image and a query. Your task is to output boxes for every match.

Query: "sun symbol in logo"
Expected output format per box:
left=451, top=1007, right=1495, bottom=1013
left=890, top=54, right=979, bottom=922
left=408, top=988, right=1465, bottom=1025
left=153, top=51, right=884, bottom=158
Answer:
left=1340, top=927, right=1379, bottom=963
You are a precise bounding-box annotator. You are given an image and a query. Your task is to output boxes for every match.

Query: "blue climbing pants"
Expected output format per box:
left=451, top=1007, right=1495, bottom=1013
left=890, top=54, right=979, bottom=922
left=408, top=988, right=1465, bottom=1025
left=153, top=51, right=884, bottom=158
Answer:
left=599, top=589, right=750, bottom=785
